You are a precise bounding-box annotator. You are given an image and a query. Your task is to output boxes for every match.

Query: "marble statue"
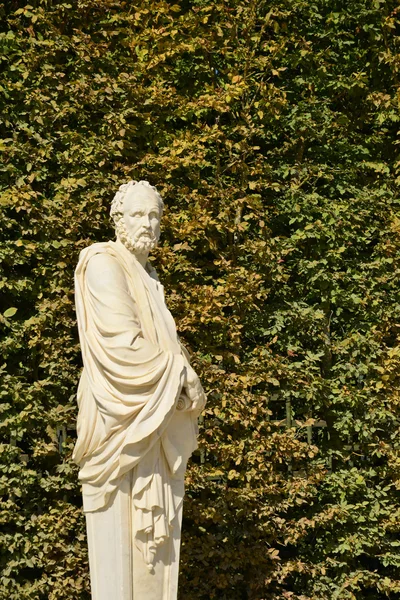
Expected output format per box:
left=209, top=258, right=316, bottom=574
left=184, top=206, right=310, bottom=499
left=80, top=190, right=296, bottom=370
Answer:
left=72, top=180, right=206, bottom=600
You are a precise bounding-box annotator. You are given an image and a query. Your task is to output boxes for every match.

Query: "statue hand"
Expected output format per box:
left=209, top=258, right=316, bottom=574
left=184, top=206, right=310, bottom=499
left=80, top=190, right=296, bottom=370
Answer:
left=180, top=363, right=206, bottom=411
left=185, top=378, right=206, bottom=412
left=190, top=389, right=206, bottom=412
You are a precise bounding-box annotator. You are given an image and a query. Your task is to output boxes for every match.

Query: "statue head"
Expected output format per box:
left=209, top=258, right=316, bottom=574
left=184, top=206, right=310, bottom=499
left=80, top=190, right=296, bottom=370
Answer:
left=110, top=180, right=164, bottom=254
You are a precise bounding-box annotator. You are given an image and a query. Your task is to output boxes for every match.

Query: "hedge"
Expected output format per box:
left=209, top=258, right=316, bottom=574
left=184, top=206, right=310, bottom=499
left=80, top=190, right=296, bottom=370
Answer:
left=1, top=1, right=400, bottom=599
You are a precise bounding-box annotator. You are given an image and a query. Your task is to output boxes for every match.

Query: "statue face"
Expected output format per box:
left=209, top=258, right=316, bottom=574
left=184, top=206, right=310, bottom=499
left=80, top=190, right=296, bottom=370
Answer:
left=117, top=185, right=162, bottom=254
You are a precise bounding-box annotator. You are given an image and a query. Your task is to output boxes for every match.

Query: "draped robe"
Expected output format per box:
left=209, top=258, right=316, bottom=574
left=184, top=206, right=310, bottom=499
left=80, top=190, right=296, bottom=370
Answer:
left=73, top=240, right=199, bottom=598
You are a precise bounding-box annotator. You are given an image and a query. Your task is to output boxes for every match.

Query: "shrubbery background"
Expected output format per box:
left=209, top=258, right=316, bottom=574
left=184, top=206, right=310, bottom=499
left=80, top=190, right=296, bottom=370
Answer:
left=1, top=1, right=400, bottom=598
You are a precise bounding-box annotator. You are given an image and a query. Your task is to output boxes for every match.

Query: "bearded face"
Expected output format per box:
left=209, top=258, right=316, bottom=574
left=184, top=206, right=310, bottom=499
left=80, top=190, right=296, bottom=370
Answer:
left=115, top=217, right=158, bottom=254
left=114, top=186, right=161, bottom=255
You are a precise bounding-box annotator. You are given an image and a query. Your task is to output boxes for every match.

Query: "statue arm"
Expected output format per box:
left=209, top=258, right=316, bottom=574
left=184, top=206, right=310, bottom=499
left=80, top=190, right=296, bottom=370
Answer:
left=83, top=253, right=182, bottom=386
left=177, top=340, right=206, bottom=412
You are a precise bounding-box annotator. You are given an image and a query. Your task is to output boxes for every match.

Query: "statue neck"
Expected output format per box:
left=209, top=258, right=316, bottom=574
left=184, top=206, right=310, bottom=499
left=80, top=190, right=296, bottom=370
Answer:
left=115, top=237, right=149, bottom=269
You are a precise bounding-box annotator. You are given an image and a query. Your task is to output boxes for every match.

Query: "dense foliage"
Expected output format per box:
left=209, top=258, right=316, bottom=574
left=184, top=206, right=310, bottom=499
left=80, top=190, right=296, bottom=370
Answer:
left=1, top=1, right=400, bottom=598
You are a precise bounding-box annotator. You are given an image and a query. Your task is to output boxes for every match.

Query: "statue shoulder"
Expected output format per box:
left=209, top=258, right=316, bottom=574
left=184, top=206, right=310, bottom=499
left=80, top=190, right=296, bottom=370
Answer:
left=85, top=246, right=127, bottom=292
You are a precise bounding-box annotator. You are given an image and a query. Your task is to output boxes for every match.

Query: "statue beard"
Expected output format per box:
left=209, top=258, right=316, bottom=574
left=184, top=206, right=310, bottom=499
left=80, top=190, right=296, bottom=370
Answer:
left=115, top=220, right=158, bottom=254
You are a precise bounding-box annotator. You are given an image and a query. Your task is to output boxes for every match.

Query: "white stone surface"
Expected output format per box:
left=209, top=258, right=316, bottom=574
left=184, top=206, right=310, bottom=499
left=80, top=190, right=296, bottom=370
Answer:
left=73, top=181, right=206, bottom=599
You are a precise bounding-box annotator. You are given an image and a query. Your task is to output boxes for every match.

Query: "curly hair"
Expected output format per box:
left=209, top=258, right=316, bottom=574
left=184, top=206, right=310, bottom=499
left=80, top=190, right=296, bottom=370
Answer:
left=110, top=180, right=164, bottom=226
